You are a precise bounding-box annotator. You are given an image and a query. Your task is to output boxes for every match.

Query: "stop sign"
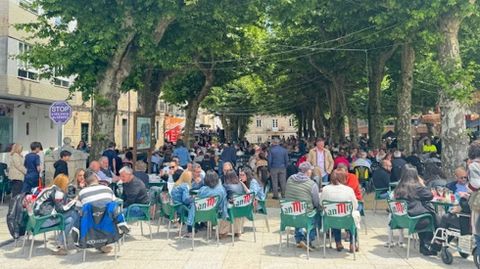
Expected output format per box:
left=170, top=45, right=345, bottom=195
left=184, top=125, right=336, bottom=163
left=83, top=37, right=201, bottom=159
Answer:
left=49, top=101, right=72, bottom=125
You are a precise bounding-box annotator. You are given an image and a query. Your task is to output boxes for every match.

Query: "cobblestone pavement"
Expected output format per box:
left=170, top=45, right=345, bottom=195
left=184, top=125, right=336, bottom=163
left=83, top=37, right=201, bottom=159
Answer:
left=0, top=203, right=476, bottom=269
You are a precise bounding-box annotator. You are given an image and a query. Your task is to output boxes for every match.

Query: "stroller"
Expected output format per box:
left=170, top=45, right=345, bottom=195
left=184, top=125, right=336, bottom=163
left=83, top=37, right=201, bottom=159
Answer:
left=431, top=213, right=479, bottom=267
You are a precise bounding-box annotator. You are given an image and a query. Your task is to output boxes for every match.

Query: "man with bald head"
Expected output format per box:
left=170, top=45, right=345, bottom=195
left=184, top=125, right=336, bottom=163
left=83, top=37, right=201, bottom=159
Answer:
left=446, top=167, right=469, bottom=196
left=372, top=159, right=392, bottom=198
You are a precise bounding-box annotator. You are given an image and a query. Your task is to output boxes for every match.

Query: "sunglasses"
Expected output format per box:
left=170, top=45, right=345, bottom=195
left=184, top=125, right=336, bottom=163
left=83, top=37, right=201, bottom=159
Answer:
left=169, top=166, right=175, bottom=169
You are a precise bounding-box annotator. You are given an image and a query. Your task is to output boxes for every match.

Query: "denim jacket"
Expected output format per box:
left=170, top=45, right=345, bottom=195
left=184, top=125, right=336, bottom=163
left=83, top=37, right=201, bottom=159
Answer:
left=170, top=183, right=192, bottom=206
left=250, top=179, right=266, bottom=201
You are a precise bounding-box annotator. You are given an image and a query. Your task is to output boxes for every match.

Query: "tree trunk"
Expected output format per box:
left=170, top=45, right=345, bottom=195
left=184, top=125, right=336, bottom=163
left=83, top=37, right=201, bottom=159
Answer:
left=348, top=112, right=359, bottom=147
left=238, top=116, right=250, bottom=140
left=437, top=8, right=472, bottom=178
left=296, top=112, right=303, bottom=138
left=91, top=30, right=136, bottom=160
left=183, top=67, right=214, bottom=148
left=396, top=42, right=415, bottom=155
left=314, top=98, right=325, bottom=138
left=220, top=114, right=230, bottom=143
left=367, top=47, right=397, bottom=149
left=302, top=109, right=308, bottom=139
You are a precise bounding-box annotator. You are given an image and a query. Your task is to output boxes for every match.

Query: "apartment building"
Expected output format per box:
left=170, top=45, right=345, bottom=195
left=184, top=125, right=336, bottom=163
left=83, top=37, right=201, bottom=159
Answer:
left=245, top=115, right=296, bottom=143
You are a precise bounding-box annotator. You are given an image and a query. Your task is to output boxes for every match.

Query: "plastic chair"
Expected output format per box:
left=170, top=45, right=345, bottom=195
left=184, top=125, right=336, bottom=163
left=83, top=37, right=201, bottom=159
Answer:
left=158, top=192, right=188, bottom=239
left=22, top=213, right=66, bottom=259
left=321, top=200, right=357, bottom=260
left=279, top=199, right=319, bottom=259
left=227, top=193, right=256, bottom=246
left=387, top=199, right=435, bottom=259
left=125, top=203, right=152, bottom=240
left=373, top=187, right=389, bottom=214
left=148, top=182, right=165, bottom=189
left=191, top=196, right=220, bottom=250
left=254, top=199, right=270, bottom=232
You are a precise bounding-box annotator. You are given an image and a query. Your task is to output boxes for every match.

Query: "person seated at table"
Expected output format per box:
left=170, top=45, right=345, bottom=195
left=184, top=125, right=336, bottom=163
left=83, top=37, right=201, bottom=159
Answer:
left=372, top=160, right=392, bottom=198
left=33, top=174, right=79, bottom=255
left=394, top=164, right=439, bottom=256
left=320, top=169, right=360, bottom=252
left=89, top=160, right=112, bottom=185
left=191, top=163, right=206, bottom=191
left=446, top=167, right=468, bottom=195
left=337, top=164, right=363, bottom=211
left=184, top=171, right=227, bottom=238
left=133, top=160, right=149, bottom=186
left=220, top=162, right=234, bottom=184
left=219, top=170, right=248, bottom=238
left=74, top=168, right=86, bottom=193
left=239, top=166, right=265, bottom=201
left=171, top=170, right=194, bottom=207
left=424, top=162, right=447, bottom=188
left=285, top=162, right=320, bottom=250
left=120, top=166, right=149, bottom=218
left=160, top=159, right=183, bottom=183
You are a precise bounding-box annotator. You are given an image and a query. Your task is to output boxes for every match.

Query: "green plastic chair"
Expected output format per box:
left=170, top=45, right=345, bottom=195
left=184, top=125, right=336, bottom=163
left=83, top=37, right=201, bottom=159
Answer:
left=21, top=213, right=66, bottom=259
left=227, top=193, right=256, bottom=246
left=125, top=203, right=152, bottom=240
left=191, top=196, right=220, bottom=250
left=279, top=199, right=318, bottom=260
left=157, top=192, right=188, bottom=239
left=0, top=174, right=10, bottom=204
left=373, top=187, right=389, bottom=214
left=321, top=200, right=357, bottom=260
left=148, top=182, right=165, bottom=189
left=387, top=199, right=435, bottom=259
left=254, top=199, right=270, bottom=232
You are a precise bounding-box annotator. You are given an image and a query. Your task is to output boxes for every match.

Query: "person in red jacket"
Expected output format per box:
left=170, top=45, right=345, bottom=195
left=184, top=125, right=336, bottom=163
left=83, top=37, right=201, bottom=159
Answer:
left=337, top=163, right=363, bottom=210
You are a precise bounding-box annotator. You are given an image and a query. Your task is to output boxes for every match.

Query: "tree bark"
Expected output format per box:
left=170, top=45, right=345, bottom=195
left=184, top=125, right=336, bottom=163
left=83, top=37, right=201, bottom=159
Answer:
left=313, top=97, right=325, bottom=138
left=183, top=65, right=214, bottom=148
left=396, top=42, right=415, bottom=155
left=368, top=46, right=398, bottom=149
left=437, top=7, right=472, bottom=178
left=296, top=111, right=303, bottom=138
left=348, top=111, right=359, bottom=147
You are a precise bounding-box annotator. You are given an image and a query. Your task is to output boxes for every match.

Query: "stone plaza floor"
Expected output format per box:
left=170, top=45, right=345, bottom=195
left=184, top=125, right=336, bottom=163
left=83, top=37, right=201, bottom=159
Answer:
left=0, top=203, right=477, bottom=269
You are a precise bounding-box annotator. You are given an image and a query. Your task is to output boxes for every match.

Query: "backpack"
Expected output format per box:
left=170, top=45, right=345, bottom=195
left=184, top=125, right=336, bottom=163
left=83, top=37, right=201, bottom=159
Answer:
left=6, top=193, right=27, bottom=239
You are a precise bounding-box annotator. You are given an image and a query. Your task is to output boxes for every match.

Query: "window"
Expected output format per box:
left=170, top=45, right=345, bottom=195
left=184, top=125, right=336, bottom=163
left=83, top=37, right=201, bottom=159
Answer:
left=257, top=136, right=262, bottom=143
left=19, top=0, right=39, bottom=14
left=0, top=104, right=14, bottom=153
left=18, top=42, right=39, bottom=80
left=289, top=118, right=294, bottom=127
left=272, top=119, right=278, bottom=128
left=52, top=67, right=70, bottom=87
left=81, top=123, right=89, bottom=142
left=256, top=119, right=262, bottom=127
left=159, top=101, right=165, bottom=112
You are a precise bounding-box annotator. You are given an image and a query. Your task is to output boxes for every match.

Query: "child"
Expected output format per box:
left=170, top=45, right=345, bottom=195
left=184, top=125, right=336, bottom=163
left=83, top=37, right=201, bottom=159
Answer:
left=22, top=142, right=43, bottom=194
left=54, top=150, right=72, bottom=178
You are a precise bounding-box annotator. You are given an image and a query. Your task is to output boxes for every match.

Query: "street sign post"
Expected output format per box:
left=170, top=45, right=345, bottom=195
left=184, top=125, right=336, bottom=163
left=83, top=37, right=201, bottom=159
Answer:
left=49, top=101, right=72, bottom=125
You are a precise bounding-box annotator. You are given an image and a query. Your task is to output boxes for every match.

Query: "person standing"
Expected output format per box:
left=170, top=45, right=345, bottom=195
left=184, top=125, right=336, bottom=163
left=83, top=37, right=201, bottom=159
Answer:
left=172, top=139, right=191, bottom=169
left=8, top=143, right=26, bottom=197
left=467, top=140, right=480, bottom=257
left=219, top=143, right=237, bottom=176
left=102, top=142, right=118, bottom=174
left=22, top=142, right=43, bottom=193
left=54, top=150, right=72, bottom=178
left=268, top=138, right=289, bottom=199
left=307, top=138, right=334, bottom=184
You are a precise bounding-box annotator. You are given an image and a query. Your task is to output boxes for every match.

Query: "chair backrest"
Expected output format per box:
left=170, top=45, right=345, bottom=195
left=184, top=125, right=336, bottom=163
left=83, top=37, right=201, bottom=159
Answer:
left=229, top=193, right=255, bottom=221
left=387, top=199, right=410, bottom=229
left=279, top=200, right=312, bottom=231
left=354, top=166, right=370, bottom=181
left=321, top=200, right=355, bottom=231
left=194, top=196, right=220, bottom=225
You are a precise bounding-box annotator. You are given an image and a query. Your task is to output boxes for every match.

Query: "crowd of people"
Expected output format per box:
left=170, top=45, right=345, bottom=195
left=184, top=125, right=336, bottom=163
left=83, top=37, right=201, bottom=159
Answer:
left=3, top=134, right=480, bottom=265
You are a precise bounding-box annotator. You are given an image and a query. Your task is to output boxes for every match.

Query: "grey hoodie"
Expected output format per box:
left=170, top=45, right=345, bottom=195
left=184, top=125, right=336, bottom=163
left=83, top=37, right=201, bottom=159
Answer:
left=288, top=172, right=320, bottom=209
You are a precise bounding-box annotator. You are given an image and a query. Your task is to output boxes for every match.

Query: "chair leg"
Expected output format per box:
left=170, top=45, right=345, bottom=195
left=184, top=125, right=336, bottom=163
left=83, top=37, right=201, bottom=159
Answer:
left=306, top=230, right=310, bottom=260
left=329, top=229, right=332, bottom=249
left=407, top=235, right=410, bottom=259
left=191, top=226, right=195, bottom=251
left=323, top=231, right=326, bottom=258
left=43, top=233, right=47, bottom=249
left=252, top=217, right=256, bottom=243
left=216, top=223, right=219, bottom=247
left=140, top=221, right=144, bottom=236
left=373, top=199, right=377, bottom=214
left=83, top=249, right=86, bottom=262
left=167, top=220, right=171, bottom=240
left=22, top=232, right=29, bottom=255
left=231, top=222, right=235, bottom=246
left=279, top=231, right=282, bottom=255
left=179, top=221, right=183, bottom=238
left=286, top=228, right=289, bottom=248
left=157, top=216, right=161, bottom=234
left=316, top=228, right=321, bottom=248
left=352, top=234, right=356, bottom=261
left=62, top=231, right=67, bottom=250
left=114, top=242, right=118, bottom=260
left=264, top=215, right=270, bottom=233
left=148, top=221, right=153, bottom=240
left=28, top=235, right=35, bottom=260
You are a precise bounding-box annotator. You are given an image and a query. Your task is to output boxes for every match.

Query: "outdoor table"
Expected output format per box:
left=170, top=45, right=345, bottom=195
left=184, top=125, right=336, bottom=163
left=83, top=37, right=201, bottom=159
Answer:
left=431, top=200, right=454, bottom=215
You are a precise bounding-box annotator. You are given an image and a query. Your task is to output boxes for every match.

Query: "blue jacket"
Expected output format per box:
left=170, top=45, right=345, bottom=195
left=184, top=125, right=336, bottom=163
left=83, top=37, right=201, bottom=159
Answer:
left=170, top=183, right=192, bottom=206
left=220, top=146, right=237, bottom=164
left=250, top=179, right=266, bottom=201
left=173, top=147, right=191, bottom=167
left=268, top=145, right=289, bottom=169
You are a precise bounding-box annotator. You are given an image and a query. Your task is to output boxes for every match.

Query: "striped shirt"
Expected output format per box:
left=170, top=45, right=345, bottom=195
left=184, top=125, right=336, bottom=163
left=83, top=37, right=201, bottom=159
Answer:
left=79, top=184, right=115, bottom=206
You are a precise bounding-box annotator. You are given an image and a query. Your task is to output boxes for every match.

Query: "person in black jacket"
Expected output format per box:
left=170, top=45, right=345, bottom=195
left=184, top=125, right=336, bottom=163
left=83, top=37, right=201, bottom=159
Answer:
left=372, top=160, right=392, bottom=198
left=54, top=150, right=71, bottom=178
left=394, top=164, right=439, bottom=256
left=390, top=151, right=406, bottom=183
left=119, top=167, right=149, bottom=218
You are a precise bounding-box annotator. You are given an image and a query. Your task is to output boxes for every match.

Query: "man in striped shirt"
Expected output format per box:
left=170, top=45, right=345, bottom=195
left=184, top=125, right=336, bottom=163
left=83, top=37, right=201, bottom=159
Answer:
left=79, top=169, right=115, bottom=206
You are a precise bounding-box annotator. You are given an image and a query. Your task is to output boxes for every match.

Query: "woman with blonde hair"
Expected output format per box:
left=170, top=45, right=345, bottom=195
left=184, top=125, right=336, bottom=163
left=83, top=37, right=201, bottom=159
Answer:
left=171, top=170, right=193, bottom=205
left=33, top=174, right=79, bottom=255
left=8, top=143, right=26, bottom=197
